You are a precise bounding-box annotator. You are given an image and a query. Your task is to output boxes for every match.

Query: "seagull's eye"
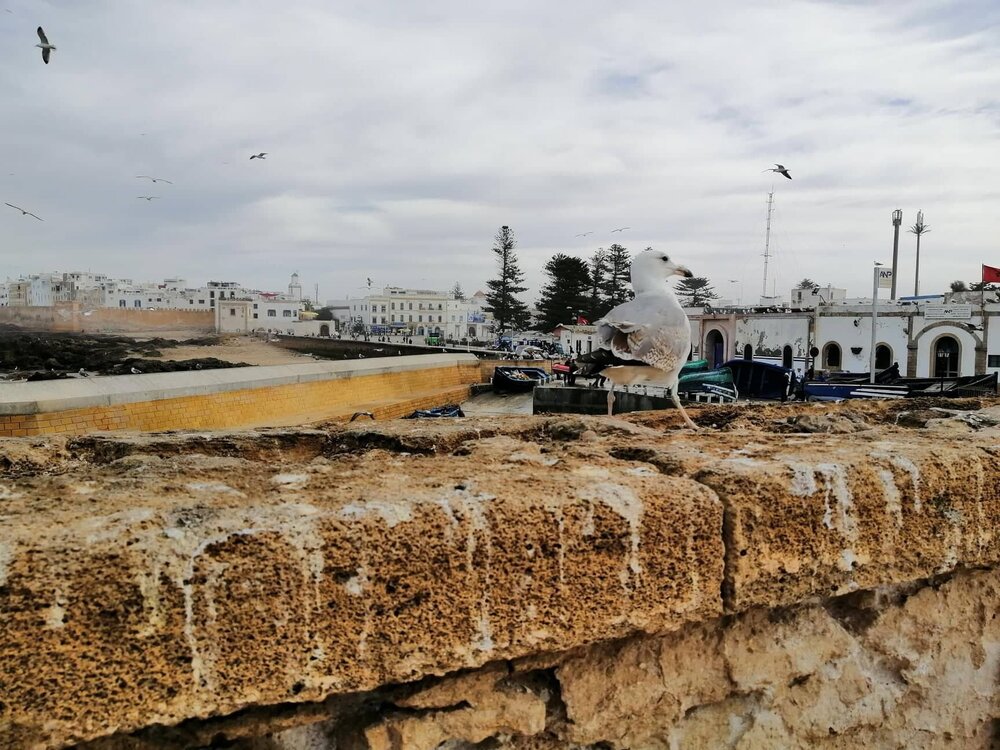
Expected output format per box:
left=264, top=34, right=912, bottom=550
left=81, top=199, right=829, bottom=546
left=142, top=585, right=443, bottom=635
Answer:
left=661, top=256, right=670, bottom=262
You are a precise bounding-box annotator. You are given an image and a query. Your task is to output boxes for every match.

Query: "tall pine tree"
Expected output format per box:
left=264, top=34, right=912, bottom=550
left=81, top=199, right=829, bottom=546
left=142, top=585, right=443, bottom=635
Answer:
left=601, top=244, right=633, bottom=311
left=585, top=249, right=608, bottom=322
left=484, top=225, right=531, bottom=336
left=675, top=277, right=720, bottom=307
left=536, top=254, right=592, bottom=331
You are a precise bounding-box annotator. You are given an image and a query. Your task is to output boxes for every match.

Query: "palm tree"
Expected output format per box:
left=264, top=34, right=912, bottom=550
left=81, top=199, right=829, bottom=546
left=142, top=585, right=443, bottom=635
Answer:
left=910, top=210, right=930, bottom=295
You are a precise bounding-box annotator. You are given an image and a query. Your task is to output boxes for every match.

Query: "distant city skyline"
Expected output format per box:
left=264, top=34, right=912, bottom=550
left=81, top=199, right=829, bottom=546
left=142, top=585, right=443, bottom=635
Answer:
left=2, top=2, right=999, bottom=302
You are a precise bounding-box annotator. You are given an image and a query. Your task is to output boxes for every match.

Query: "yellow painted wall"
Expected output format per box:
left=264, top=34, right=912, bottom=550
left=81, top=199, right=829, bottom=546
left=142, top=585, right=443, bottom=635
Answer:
left=0, top=361, right=479, bottom=436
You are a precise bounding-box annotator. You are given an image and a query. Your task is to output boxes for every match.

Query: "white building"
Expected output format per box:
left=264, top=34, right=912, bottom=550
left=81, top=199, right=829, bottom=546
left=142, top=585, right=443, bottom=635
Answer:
left=215, top=295, right=306, bottom=334
left=553, top=324, right=598, bottom=355
left=347, top=286, right=495, bottom=340
left=687, top=289, right=1000, bottom=379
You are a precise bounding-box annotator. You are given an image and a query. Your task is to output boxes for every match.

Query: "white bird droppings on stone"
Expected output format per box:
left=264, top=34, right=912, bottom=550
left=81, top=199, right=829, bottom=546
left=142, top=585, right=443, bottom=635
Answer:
left=185, top=482, right=244, bottom=497
left=271, top=473, right=309, bottom=486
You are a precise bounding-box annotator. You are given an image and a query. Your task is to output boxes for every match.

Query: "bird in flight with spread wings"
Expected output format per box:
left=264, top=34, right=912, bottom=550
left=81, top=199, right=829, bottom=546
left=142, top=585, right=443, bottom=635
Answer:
left=5, top=202, right=43, bottom=220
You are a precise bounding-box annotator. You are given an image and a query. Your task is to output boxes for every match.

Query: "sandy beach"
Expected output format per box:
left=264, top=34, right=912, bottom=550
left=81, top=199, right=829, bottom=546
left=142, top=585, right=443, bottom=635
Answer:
left=150, top=335, right=309, bottom=367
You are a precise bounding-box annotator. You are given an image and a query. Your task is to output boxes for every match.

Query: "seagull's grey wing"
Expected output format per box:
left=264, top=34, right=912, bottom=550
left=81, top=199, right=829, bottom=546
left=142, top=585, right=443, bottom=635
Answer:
left=782, top=171, right=792, bottom=179
left=27, top=212, right=42, bottom=221
left=158, top=178, right=173, bottom=184
left=4, top=202, right=22, bottom=211
left=42, top=47, right=50, bottom=64
left=37, top=26, right=48, bottom=44
left=597, top=299, right=690, bottom=373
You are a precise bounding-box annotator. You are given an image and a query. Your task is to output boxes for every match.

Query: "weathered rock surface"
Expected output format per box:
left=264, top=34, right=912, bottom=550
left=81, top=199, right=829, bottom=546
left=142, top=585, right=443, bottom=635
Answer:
left=1, top=398, right=999, bottom=749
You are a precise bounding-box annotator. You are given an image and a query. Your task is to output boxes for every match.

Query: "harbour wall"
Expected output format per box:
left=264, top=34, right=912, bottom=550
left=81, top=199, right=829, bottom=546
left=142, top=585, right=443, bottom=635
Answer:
left=0, top=304, right=215, bottom=334
left=0, top=354, right=481, bottom=435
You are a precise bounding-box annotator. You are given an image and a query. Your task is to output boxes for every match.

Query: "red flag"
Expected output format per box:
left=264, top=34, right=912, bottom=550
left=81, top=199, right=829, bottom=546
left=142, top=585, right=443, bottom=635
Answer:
left=983, top=265, right=1000, bottom=284
left=576, top=315, right=589, bottom=325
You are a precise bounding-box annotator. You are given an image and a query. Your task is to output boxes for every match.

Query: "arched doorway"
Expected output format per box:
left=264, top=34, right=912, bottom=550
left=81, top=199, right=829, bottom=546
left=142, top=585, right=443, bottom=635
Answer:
left=743, top=344, right=752, bottom=361
left=319, top=323, right=330, bottom=337
left=823, top=342, right=842, bottom=371
left=782, top=345, right=793, bottom=369
left=705, top=329, right=725, bottom=368
left=875, top=344, right=892, bottom=370
left=933, top=336, right=960, bottom=377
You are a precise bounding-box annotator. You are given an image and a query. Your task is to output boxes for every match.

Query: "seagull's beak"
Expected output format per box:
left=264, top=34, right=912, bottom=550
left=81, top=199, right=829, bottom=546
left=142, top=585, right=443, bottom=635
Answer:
left=674, top=265, right=693, bottom=278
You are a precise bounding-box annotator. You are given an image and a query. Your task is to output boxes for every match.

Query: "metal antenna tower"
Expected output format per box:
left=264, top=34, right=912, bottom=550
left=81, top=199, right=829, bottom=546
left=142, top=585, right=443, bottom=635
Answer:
left=761, top=190, right=775, bottom=298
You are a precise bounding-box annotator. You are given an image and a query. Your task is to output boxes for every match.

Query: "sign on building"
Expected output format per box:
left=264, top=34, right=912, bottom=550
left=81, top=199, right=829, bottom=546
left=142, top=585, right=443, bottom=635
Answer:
left=924, top=304, right=972, bottom=320
left=467, top=312, right=486, bottom=323
left=877, top=269, right=893, bottom=289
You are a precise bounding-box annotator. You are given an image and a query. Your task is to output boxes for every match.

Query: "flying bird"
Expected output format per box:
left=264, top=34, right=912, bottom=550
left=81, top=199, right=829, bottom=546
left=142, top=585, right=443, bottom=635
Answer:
left=350, top=411, right=375, bottom=422
left=136, top=176, right=173, bottom=184
left=763, top=164, right=792, bottom=179
left=611, top=227, right=630, bottom=233
left=249, top=152, right=267, bottom=160
left=136, top=196, right=159, bottom=201
left=575, top=248, right=698, bottom=429
left=575, top=231, right=594, bottom=237
left=35, top=27, right=55, bottom=64
left=4, top=202, right=42, bottom=220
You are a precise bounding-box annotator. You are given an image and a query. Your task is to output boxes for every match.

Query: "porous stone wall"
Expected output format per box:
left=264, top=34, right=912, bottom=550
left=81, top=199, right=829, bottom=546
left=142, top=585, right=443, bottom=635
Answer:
left=1, top=398, right=999, bottom=749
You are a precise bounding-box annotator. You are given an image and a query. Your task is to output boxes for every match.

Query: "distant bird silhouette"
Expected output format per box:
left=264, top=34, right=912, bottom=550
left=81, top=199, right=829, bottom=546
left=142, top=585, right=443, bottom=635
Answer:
left=763, top=164, right=792, bottom=179
left=35, top=27, right=55, bottom=64
left=611, top=227, right=630, bottom=233
left=136, top=175, right=173, bottom=184
left=136, top=196, right=159, bottom=201
left=130, top=367, right=142, bottom=374
left=249, top=152, right=267, bottom=160
left=350, top=411, right=375, bottom=422
left=4, top=202, right=42, bottom=220
left=575, top=231, right=594, bottom=237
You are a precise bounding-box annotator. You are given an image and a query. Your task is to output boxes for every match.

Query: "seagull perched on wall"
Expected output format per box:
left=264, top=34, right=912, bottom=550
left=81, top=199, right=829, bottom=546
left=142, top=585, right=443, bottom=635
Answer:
left=763, top=164, right=792, bottom=179
left=35, top=27, right=55, bottom=64
left=4, top=202, right=42, bottom=220
left=136, top=175, right=173, bottom=184
left=130, top=367, right=142, bottom=374
left=576, top=248, right=698, bottom=428
left=249, top=152, right=267, bottom=160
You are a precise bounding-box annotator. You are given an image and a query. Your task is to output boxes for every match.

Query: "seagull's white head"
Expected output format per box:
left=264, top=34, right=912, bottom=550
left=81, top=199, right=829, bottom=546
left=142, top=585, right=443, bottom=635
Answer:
left=631, top=248, right=692, bottom=294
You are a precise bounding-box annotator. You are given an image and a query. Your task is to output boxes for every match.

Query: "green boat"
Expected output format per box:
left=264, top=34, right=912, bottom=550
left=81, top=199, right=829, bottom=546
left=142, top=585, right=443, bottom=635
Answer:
left=681, top=358, right=709, bottom=375
left=677, top=366, right=737, bottom=401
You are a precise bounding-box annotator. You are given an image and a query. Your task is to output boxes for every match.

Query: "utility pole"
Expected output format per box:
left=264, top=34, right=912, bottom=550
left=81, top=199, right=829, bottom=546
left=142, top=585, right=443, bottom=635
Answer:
left=890, top=209, right=902, bottom=299
left=870, top=262, right=883, bottom=384
left=761, top=190, right=774, bottom=300
left=912, top=210, right=929, bottom=296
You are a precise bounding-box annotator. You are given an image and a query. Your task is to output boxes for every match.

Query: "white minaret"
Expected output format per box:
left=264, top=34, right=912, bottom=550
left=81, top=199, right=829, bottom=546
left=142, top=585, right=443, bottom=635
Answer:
left=288, top=272, right=302, bottom=300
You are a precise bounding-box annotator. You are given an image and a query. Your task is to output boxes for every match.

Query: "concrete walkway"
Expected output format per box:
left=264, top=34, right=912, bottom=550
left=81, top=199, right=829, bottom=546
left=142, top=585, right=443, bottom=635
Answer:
left=461, top=390, right=534, bottom=416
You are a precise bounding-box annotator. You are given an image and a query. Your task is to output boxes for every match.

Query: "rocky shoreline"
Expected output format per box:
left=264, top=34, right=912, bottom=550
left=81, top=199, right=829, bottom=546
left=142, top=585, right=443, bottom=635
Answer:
left=0, top=330, right=249, bottom=381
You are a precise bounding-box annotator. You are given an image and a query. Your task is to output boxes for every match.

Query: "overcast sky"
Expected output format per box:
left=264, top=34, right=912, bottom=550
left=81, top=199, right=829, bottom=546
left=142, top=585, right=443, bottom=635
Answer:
left=2, top=0, right=999, bottom=305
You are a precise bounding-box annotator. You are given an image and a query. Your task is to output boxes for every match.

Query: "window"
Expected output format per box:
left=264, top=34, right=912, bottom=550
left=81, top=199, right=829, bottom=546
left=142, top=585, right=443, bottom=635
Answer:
left=133, top=300, right=141, bottom=308
left=408, top=314, right=413, bottom=322
left=267, top=309, right=277, bottom=317
left=782, top=345, right=793, bottom=369
left=119, top=300, right=126, bottom=308
left=408, top=303, right=413, bottom=310
left=253, top=313, right=258, bottom=319
left=418, top=315, right=423, bottom=322
left=198, top=299, right=205, bottom=305
left=253, top=303, right=258, bottom=309
left=189, top=299, right=193, bottom=305
left=229, top=308, right=236, bottom=316
left=438, top=315, right=442, bottom=322
left=283, top=310, right=292, bottom=317
left=391, top=302, right=396, bottom=310
left=210, top=291, right=215, bottom=298
left=875, top=344, right=892, bottom=370
left=381, top=305, right=386, bottom=312
left=823, top=342, right=842, bottom=370
left=438, top=303, right=443, bottom=310
left=743, top=344, right=752, bottom=361
left=988, top=355, right=1000, bottom=368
